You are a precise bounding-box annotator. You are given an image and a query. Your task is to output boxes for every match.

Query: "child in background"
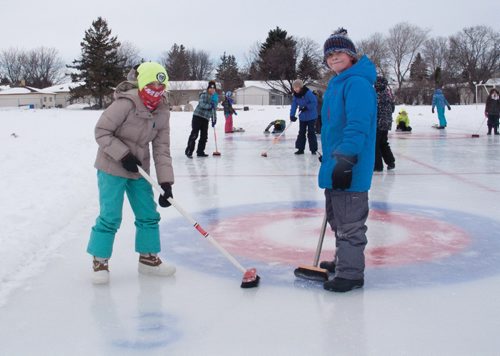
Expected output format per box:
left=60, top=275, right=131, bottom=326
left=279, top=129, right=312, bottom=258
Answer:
left=374, top=76, right=395, bottom=172
left=431, top=88, right=451, bottom=129
left=263, top=119, right=286, bottom=134
left=396, top=109, right=412, bottom=132
left=485, top=88, right=500, bottom=135
left=222, top=91, right=238, bottom=133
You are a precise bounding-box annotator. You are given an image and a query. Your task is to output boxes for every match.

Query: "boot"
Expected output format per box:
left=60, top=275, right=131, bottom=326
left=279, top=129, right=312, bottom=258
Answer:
left=138, top=254, right=176, bottom=277
left=294, top=150, right=304, bottom=155
left=197, top=152, right=209, bottom=157
left=387, top=163, right=395, bottom=170
left=323, top=277, right=364, bottom=292
left=319, top=260, right=336, bottom=273
left=185, top=147, right=193, bottom=158
left=487, top=126, right=492, bottom=135
left=92, top=257, right=109, bottom=284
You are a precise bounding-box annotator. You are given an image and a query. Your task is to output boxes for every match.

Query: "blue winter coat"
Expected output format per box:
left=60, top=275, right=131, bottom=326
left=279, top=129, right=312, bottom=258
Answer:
left=318, top=55, right=377, bottom=192
left=290, top=86, right=318, bottom=121
left=432, top=89, right=449, bottom=110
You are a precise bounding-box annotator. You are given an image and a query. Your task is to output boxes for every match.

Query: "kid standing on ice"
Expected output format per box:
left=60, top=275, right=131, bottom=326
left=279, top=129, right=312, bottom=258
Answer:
left=485, top=88, right=500, bottom=135
left=222, top=91, right=238, bottom=133
left=431, top=88, right=451, bottom=129
left=289, top=79, right=318, bottom=155
left=374, top=76, right=395, bottom=172
left=87, top=62, right=175, bottom=284
left=185, top=81, right=217, bottom=158
left=318, top=28, right=377, bottom=292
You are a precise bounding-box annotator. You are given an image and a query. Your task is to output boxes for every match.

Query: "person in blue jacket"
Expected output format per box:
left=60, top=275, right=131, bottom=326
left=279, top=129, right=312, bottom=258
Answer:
left=289, top=79, right=318, bottom=154
left=317, top=28, right=377, bottom=292
left=431, top=88, right=451, bottom=129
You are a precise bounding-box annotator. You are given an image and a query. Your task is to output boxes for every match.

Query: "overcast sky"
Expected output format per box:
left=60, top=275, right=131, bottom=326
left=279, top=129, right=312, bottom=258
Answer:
left=1, top=0, right=498, bottom=67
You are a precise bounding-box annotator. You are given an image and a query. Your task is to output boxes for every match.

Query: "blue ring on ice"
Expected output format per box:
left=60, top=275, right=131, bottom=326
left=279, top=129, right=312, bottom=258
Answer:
left=160, top=201, right=500, bottom=290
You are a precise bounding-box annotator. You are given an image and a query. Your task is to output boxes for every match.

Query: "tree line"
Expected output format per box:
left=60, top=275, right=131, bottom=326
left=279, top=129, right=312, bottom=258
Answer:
left=0, top=17, right=498, bottom=108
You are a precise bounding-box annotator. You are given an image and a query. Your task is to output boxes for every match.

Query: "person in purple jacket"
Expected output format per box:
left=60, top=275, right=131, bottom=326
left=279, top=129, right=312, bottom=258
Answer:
left=289, top=79, right=318, bottom=155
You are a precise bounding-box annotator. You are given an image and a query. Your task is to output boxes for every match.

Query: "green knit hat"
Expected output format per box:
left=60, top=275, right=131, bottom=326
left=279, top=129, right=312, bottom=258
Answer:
left=137, top=62, right=169, bottom=90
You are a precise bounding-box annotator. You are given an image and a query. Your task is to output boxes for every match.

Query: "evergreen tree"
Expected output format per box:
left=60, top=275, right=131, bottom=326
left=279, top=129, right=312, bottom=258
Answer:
left=161, top=44, right=190, bottom=80
left=215, top=52, right=243, bottom=92
left=257, top=27, right=297, bottom=81
left=410, top=53, right=428, bottom=81
left=297, top=52, right=320, bottom=81
left=68, top=17, right=123, bottom=109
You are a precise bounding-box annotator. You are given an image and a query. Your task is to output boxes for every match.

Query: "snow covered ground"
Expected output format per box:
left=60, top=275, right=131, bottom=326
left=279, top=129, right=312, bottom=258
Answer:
left=1, top=103, right=500, bottom=355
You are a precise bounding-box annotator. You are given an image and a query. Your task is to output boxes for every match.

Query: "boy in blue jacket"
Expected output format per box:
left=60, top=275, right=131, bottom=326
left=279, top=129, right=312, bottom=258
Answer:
left=290, top=79, right=318, bottom=154
left=318, top=28, right=377, bottom=292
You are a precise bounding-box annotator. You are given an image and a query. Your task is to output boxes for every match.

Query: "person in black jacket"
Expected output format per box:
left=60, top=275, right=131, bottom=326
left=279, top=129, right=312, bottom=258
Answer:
left=374, top=76, right=395, bottom=172
left=485, top=88, right=500, bottom=135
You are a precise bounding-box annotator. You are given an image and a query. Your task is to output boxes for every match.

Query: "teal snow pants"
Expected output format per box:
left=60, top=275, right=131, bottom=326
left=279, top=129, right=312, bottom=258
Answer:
left=437, top=107, right=447, bottom=127
left=87, top=170, right=161, bottom=258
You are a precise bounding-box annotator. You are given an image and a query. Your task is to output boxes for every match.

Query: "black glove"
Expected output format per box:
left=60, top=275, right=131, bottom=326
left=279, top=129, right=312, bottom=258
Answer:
left=447, top=105, right=451, bottom=110
left=121, top=153, right=142, bottom=173
left=432, top=108, right=435, bottom=114
left=299, top=106, right=307, bottom=113
left=211, top=117, right=217, bottom=127
left=290, top=116, right=298, bottom=122
left=158, top=183, right=173, bottom=208
left=332, top=155, right=357, bottom=190
left=318, top=153, right=322, bottom=163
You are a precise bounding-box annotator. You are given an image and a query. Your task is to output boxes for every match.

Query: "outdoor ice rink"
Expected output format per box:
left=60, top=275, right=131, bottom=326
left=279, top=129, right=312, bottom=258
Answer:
left=1, top=104, right=500, bottom=355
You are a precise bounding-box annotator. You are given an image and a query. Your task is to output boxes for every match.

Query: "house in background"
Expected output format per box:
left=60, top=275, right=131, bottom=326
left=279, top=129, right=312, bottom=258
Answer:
left=233, top=81, right=325, bottom=106
left=0, top=86, right=55, bottom=108
left=40, top=82, right=86, bottom=108
left=0, top=82, right=86, bottom=109
left=234, top=81, right=290, bottom=106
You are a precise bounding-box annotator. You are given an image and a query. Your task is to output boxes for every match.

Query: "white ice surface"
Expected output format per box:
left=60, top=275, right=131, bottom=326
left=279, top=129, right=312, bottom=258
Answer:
left=1, top=104, right=500, bottom=355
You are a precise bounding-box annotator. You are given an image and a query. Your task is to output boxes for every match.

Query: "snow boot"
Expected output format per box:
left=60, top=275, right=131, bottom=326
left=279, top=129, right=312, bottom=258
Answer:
left=319, top=260, right=336, bottom=274
left=92, top=257, right=109, bottom=284
left=294, top=150, right=304, bottom=155
left=185, top=148, right=193, bottom=159
left=323, top=277, right=364, bottom=293
left=138, top=254, right=176, bottom=277
left=197, top=152, right=209, bottom=157
left=387, top=163, right=395, bottom=170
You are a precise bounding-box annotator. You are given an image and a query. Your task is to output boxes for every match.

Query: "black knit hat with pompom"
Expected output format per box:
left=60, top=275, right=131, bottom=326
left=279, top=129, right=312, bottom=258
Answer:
left=323, top=27, right=357, bottom=60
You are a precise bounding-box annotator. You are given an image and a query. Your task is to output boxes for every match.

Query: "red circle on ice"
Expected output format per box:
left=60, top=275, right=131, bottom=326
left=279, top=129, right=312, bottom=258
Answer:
left=205, top=208, right=470, bottom=267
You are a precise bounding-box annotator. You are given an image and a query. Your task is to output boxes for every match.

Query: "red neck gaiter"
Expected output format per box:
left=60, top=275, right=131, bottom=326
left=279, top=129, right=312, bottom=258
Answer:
left=139, top=84, right=165, bottom=111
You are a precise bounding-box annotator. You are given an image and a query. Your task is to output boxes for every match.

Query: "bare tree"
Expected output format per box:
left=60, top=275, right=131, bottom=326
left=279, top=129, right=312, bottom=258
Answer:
left=422, top=37, right=449, bottom=77
left=25, top=47, right=65, bottom=87
left=0, top=47, right=64, bottom=87
left=118, top=41, right=141, bottom=72
left=386, top=22, right=429, bottom=89
left=357, top=33, right=390, bottom=78
left=448, top=26, right=500, bottom=99
left=0, top=48, right=24, bottom=84
left=187, top=49, right=214, bottom=80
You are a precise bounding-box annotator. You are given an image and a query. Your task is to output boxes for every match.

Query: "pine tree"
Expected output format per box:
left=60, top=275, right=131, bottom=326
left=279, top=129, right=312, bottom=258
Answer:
left=215, top=52, right=243, bottom=92
left=297, top=53, right=320, bottom=81
left=68, top=17, right=123, bottom=109
left=162, top=44, right=190, bottom=80
left=410, top=53, right=428, bottom=81
left=257, top=27, right=297, bottom=80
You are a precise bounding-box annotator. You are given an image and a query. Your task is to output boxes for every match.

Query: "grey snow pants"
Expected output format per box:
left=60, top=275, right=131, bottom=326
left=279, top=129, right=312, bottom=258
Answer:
left=325, top=189, right=369, bottom=280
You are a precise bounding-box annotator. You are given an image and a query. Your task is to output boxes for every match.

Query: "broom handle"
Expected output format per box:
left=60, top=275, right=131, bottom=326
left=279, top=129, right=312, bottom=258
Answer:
left=263, top=120, right=294, bottom=152
left=312, top=213, right=328, bottom=267
left=212, top=109, right=219, bottom=152
left=137, top=166, right=246, bottom=273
